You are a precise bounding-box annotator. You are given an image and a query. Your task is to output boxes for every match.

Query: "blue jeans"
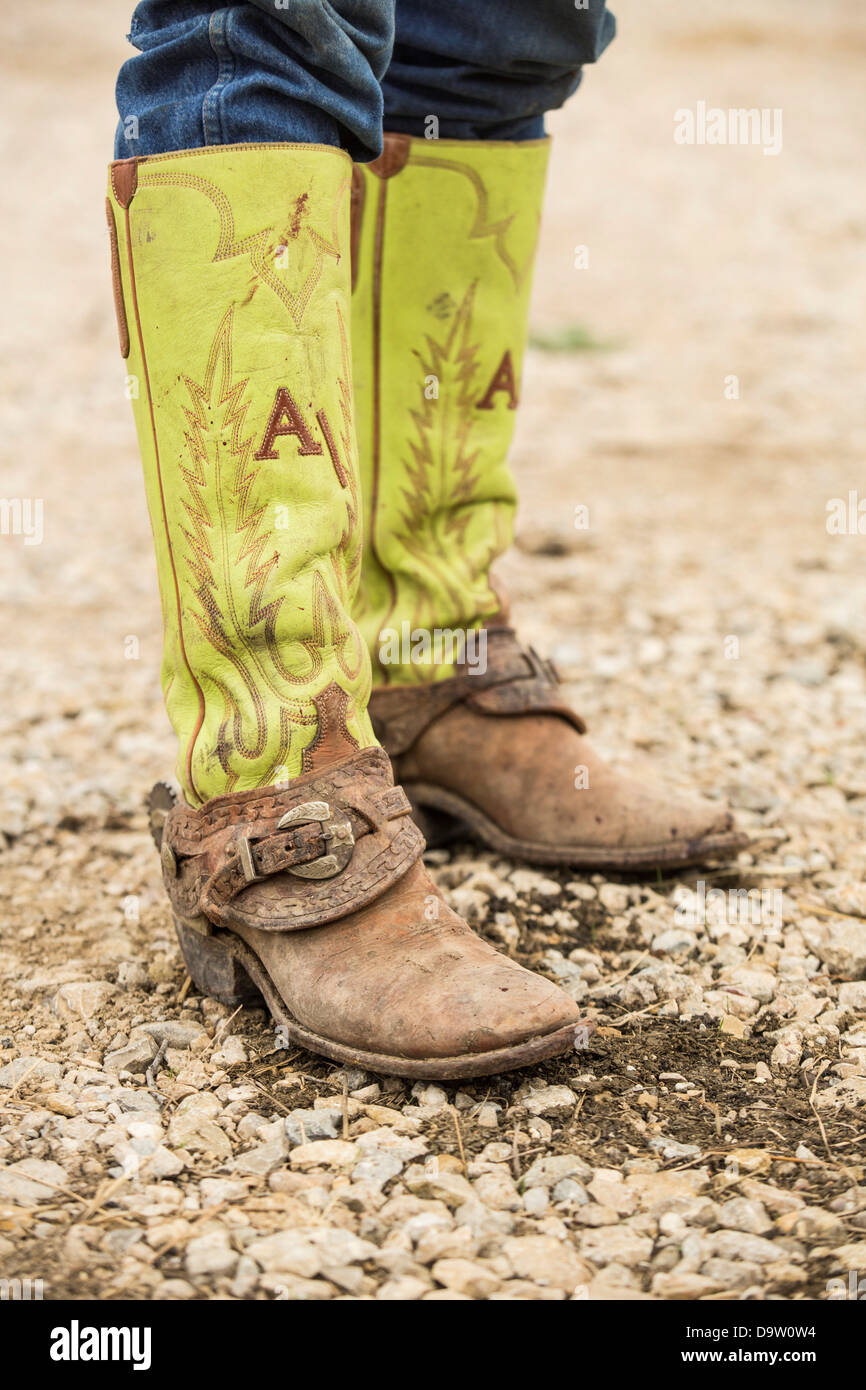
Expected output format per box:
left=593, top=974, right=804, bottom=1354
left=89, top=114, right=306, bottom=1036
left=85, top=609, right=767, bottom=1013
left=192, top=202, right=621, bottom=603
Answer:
left=114, top=0, right=615, bottom=160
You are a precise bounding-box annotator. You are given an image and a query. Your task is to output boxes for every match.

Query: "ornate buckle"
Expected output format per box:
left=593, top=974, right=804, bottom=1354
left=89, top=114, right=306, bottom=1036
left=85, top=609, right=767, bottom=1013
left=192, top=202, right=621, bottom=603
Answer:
left=234, top=799, right=355, bottom=884
left=275, top=800, right=355, bottom=880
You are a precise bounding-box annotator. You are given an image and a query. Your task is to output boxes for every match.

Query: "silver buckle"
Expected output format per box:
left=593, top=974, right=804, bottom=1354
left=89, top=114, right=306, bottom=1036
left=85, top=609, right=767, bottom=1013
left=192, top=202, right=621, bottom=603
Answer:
left=237, top=834, right=262, bottom=884
left=275, top=800, right=355, bottom=880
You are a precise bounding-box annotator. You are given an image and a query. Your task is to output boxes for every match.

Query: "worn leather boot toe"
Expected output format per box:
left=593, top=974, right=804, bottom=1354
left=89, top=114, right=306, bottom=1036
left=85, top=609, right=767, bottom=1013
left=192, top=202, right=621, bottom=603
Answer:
left=371, top=629, right=748, bottom=871
left=152, top=747, right=592, bottom=1080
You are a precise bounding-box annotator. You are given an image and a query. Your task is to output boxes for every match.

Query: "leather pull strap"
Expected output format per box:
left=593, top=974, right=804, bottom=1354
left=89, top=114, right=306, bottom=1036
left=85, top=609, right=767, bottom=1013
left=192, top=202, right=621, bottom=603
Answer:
left=368, top=132, right=411, bottom=180
left=350, top=165, right=365, bottom=292
left=105, top=198, right=129, bottom=358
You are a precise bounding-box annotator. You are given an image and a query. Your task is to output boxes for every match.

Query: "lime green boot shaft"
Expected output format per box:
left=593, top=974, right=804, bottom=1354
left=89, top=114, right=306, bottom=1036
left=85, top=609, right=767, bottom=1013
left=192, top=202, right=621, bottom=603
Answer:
left=351, top=134, right=550, bottom=684
left=107, top=144, right=376, bottom=803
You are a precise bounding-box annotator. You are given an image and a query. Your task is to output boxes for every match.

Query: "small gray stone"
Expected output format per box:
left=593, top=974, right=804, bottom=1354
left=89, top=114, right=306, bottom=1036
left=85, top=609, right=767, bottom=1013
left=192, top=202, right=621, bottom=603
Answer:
left=377, top=1276, right=429, bottom=1300
left=352, top=1150, right=403, bottom=1190
left=432, top=1257, right=501, bottom=1299
left=598, top=883, right=630, bottom=913
left=152, top=1279, right=197, bottom=1300
left=104, top=1036, right=158, bottom=1075
left=0, top=1056, right=62, bottom=1088
left=285, top=1107, right=342, bottom=1147
left=652, top=1271, right=725, bottom=1299
left=354, top=1127, right=426, bottom=1163
left=700, top=1258, right=762, bottom=1289
left=718, top=1197, right=773, bottom=1235
left=200, top=1178, right=248, bottom=1205
left=113, top=1088, right=161, bottom=1113
left=771, top=1028, right=803, bottom=1069
left=304, top=1228, right=379, bottom=1266
left=175, top=1092, right=222, bottom=1119
left=411, top=1083, right=448, bottom=1109
left=776, top=1207, right=846, bottom=1243
left=231, top=1135, right=289, bottom=1176
left=470, top=1165, right=520, bottom=1209
left=185, top=1229, right=237, bottom=1278
left=711, top=1230, right=781, bottom=1265
left=648, top=1136, right=701, bottom=1161
left=720, top=967, right=777, bottom=1004
left=247, top=1230, right=323, bottom=1277
left=523, top=1153, right=593, bottom=1188
left=552, top=1178, right=590, bottom=1206
left=579, top=1227, right=653, bottom=1268
left=168, top=1112, right=233, bottom=1159
left=53, top=981, right=117, bottom=1022
left=824, top=884, right=866, bottom=920
left=405, top=1171, right=474, bottom=1206
left=454, top=1199, right=515, bottom=1240
left=503, top=1235, right=592, bottom=1291
left=522, top=1085, right=577, bottom=1118
left=476, top=1103, right=502, bottom=1129
left=139, top=1020, right=207, bottom=1048
left=213, top=1035, right=248, bottom=1066
left=802, top=918, right=866, bottom=980
left=150, top=1146, right=185, bottom=1178
left=0, top=1158, right=68, bottom=1205
left=523, top=1187, right=549, bottom=1215
left=652, top=930, right=696, bottom=955
left=230, top=1255, right=260, bottom=1298
left=839, top=982, right=866, bottom=1010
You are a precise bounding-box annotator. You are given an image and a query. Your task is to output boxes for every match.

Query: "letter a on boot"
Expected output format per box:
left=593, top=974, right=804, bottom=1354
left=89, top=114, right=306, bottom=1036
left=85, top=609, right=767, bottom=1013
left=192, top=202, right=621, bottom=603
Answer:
left=351, top=135, right=747, bottom=870
left=108, top=143, right=589, bottom=1078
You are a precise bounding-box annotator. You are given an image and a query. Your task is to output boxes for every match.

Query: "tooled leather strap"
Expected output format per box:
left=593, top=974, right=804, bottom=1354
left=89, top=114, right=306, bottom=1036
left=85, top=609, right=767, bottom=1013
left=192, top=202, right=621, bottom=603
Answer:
left=166, top=780, right=409, bottom=857
left=200, top=785, right=410, bottom=917
left=368, top=628, right=586, bottom=756
left=161, top=748, right=423, bottom=933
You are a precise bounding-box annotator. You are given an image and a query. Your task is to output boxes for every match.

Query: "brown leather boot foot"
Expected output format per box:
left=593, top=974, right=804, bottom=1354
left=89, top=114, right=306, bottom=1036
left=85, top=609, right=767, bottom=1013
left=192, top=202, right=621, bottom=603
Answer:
left=370, top=630, right=748, bottom=872
left=151, top=748, right=591, bottom=1080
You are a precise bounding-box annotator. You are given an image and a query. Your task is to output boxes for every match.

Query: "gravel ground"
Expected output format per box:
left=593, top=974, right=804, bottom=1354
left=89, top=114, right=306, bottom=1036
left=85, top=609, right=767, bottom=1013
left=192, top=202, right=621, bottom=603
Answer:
left=1, top=1, right=865, bottom=1301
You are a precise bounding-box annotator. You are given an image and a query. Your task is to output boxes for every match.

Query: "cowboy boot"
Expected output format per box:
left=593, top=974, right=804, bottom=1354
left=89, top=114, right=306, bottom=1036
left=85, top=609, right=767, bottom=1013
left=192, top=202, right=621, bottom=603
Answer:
left=107, top=142, right=588, bottom=1078
left=350, top=134, right=746, bottom=870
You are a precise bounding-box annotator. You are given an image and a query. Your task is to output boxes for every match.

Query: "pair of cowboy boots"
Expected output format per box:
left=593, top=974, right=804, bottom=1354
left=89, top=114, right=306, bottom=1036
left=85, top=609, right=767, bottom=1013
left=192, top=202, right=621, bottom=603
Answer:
left=107, top=136, right=744, bottom=1080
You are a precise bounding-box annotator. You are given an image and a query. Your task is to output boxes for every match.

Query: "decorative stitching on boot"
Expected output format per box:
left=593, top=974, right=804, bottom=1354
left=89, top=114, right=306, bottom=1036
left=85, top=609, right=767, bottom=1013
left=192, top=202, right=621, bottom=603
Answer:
left=137, top=167, right=343, bottom=331
left=254, top=386, right=324, bottom=460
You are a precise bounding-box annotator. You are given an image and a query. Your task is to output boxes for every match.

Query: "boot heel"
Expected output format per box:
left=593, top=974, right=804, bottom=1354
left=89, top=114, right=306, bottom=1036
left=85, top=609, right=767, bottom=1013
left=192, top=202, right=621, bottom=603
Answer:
left=173, top=915, right=262, bottom=1007
left=404, top=792, right=462, bottom=850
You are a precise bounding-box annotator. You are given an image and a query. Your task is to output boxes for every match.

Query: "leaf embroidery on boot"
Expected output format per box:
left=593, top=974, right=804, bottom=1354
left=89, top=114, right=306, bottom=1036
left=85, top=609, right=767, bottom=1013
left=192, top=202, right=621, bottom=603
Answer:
left=177, top=308, right=363, bottom=789
left=385, top=284, right=506, bottom=668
